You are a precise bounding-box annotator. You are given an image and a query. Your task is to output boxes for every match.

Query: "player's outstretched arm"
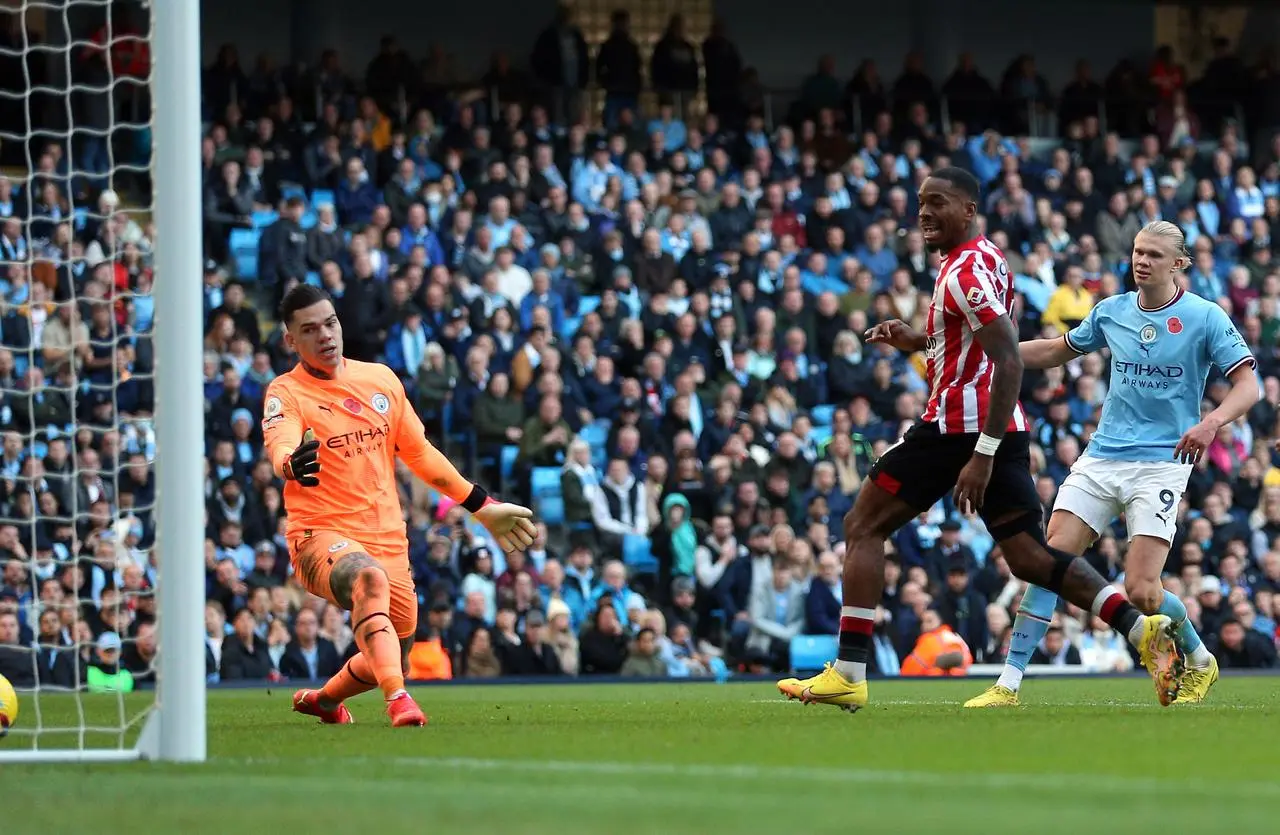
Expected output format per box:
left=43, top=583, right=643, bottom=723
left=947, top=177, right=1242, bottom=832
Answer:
left=1019, top=336, right=1079, bottom=370
left=864, top=319, right=928, bottom=353
left=393, top=391, right=537, bottom=552
left=262, top=386, right=319, bottom=484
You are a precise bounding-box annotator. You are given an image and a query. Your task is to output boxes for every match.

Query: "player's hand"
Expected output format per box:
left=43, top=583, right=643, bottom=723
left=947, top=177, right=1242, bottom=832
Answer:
left=953, top=454, right=994, bottom=516
left=473, top=501, right=538, bottom=553
left=284, top=428, right=321, bottom=487
left=1174, top=418, right=1219, bottom=465
left=864, top=319, right=923, bottom=352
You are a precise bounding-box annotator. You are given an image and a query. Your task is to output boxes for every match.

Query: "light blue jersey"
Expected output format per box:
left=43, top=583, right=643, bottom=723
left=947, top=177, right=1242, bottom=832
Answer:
left=1064, top=289, right=1255, bottom=462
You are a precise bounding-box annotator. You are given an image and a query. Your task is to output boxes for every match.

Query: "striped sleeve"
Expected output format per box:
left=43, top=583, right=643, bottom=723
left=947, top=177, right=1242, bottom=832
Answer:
left=945, top=251, right=1007, bottom=330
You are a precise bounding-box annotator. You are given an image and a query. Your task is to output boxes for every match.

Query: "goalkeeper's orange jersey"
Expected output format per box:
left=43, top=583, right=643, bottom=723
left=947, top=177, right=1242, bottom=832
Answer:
left=262, top=359, right=470, bottom=542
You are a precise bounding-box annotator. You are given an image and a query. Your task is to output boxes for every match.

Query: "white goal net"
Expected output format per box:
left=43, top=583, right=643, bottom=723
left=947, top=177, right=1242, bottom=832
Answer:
left=0, top=0, right=205, bottom=762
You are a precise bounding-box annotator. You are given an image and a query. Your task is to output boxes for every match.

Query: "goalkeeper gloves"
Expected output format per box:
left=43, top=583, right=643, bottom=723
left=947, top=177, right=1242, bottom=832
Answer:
left=283, top=428, right=321, bottom=487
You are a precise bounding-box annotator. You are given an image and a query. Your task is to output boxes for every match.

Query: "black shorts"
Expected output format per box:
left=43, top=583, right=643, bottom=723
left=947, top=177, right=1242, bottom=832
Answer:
left=867, top=422, right=1041, bottom=525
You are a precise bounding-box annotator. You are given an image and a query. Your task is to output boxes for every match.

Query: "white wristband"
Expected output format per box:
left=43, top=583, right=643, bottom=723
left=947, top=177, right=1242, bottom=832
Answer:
left=974, top=433, right=1002, bottom=456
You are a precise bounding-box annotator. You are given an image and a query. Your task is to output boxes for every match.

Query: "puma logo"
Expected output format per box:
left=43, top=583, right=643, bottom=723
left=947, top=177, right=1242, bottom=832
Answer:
left=1156, top=513, right=1170, bottom=525
left=318, top=405, right=333, bottom=414
left=365, top=625, right=392, bottom=639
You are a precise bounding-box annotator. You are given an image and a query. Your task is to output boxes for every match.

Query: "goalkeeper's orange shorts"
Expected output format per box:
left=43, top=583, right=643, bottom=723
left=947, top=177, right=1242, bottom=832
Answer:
left=289, top=529, right=417, bottom=639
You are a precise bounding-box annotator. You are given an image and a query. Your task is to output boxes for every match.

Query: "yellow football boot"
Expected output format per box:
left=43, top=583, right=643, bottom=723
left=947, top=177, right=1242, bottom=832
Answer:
left=777, top=664, right=868, bottom=713
left=1136, top=614, right=1183, bottom=706
left=1172, top=655, right=1219, bottom=705
left=963, top=684, right=1021, bottom=708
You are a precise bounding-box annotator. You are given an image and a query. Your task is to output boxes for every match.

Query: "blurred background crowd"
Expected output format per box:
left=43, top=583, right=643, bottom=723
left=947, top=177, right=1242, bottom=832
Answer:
left=1, top=1, right=1280, bottom=693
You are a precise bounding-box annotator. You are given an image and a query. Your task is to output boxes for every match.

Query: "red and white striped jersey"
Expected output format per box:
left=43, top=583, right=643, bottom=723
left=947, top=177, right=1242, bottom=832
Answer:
left=921, top=235, right=1030, bottom=434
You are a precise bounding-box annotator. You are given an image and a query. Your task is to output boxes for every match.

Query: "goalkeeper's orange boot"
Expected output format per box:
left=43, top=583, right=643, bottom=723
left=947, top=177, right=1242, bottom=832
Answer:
left=292, top=689, right=353, bottom=725
left=386, top=691, right=427, bottom=727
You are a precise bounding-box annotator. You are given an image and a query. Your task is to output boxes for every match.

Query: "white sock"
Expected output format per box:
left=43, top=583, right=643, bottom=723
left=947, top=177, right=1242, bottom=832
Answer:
left=996, top=666, right=1024, bottom=692
left=1188, top=644, right=1213, bottom=668
left=833, top=659, right=866, bottom=683
left=1126, top=615, right=1147, bottom=647
left=386, top=688, right=407, bottom=701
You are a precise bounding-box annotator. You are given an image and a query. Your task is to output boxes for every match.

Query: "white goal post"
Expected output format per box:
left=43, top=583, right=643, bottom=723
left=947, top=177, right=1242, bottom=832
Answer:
left=0, top=0, right=205, bottom=763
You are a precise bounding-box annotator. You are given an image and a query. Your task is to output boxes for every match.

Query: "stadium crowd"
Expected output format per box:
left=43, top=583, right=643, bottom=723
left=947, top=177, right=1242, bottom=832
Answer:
left=2, top=6, right=1280, bottom=692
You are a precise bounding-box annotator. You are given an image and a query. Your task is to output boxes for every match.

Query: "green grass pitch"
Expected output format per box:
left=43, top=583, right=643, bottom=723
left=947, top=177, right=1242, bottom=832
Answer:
left=3, top=676, right=1279, bottom=834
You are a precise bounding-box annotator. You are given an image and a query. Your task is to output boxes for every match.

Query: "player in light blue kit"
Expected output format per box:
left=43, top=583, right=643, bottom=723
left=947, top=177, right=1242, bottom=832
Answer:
left=967, top=221, right=1261, bottom=707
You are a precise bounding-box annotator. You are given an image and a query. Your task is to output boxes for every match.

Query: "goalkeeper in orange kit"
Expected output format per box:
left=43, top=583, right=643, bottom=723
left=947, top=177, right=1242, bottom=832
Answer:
left=263, top=285, right=536, bottom=727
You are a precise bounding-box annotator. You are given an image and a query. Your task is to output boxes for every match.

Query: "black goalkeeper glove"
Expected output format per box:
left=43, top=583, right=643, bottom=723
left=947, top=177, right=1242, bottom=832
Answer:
left=283, top=428, right=321, bottom=487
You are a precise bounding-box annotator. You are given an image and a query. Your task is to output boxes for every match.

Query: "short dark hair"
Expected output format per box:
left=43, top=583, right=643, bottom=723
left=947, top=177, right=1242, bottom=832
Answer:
left=930, top=166, right=981, bottom=203
left=279, top=284, right=332, bottom=325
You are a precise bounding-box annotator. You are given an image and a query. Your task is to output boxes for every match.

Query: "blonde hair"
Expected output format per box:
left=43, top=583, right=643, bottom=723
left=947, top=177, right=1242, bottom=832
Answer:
left=1137, top=220, right=1190, bottom=267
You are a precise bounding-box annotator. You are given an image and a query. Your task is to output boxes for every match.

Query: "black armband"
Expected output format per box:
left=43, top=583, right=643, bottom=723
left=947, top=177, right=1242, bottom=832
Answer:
left=461, top=483, right=491, bottom=513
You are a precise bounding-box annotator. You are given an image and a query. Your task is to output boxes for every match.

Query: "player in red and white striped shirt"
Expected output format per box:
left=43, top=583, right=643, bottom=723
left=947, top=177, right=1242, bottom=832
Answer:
left=777, top=168, right=1180, bottom=712
left=921, top=235, right=1030, bottom=435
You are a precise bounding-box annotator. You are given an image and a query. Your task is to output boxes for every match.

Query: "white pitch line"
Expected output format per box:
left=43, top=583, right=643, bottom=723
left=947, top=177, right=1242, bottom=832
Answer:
left=749, top=698, right=1203, bottom=708
left=231, top=755, right=1280, bottom=800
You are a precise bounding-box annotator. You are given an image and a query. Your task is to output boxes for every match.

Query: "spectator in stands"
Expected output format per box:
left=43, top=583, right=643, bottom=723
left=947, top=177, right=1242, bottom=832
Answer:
left=203, top=160, right=253, bottom=262
left=461, top=547, right=498, bottom=624
left=0, top=608, right=32, bottom=687
left=517, top=394, right=572, bottom=485
left=1208, top=617, right=1278, bottom=669
left=745, top=555, right=805, bottom=671
left=806, top=550, right=842, bottom=635
left=1031, top=624, right=1084, bottom=666
left=938, top=554, right=988, bottom=652
left=460, top=626, right=502, bottom=678
left=544, top=598, right=579, bottom=676
left=579, top=601, right=629, bottom=675
left=899, top=607, right=973, bottom=676
left=619, top=626, right=666, bottom=677
left=1078, top=615, right=1134, bottom=672
left=219, top=606, right=274, bottom=681
left=502, top=609, right=564, bottom=676
left=260, top=197, right=307, bottom=289
left=591, top=456, right=648, bottom=549
left=278, top=608, right=340, bottom=681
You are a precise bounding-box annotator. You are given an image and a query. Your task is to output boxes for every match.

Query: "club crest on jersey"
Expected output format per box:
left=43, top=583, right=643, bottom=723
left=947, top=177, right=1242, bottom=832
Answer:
left=265, top=396, right=282, bottom=418
left=1140, top=324, right=1158, bottom=343
left=371, top=393, right=390, bottom=414
left=342, top=397, right=363, bottom=415
left=1167, top=317, right=1183, bottom=335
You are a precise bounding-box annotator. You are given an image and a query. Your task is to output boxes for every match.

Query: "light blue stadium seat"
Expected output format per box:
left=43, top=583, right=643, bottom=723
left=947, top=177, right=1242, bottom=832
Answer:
left=811, top=404, right=835, bottom=426
left=251, top=210, right=279, bottom=229
left=538, top=495, right=565, bottom=526
left=304, top=271, right=322, bottom=287
left=280, top=184, right=307, bottom=202
left=500, top=445, right=519, bottom=492
left=560, top=315, right=582, bottom=342
left=577, top=422, right=608, bottom=468
left=623, top=534, right=659, bottom=574
left=310, top=189, right=335, bottom=209
left=577, top=295, right=601, bottom=315
left=531, top=466, right=564, bottom=526
left=299, top=210, right=317, bottom=230
left=789, top=634, right=838, bottom=674
left=229, top=228, right=260, bottom=280
left=810, top=425, right=833, bottom=448
left=73, top=206, right=89, bottom=232
left=531, top=467, right=561, bottom=498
